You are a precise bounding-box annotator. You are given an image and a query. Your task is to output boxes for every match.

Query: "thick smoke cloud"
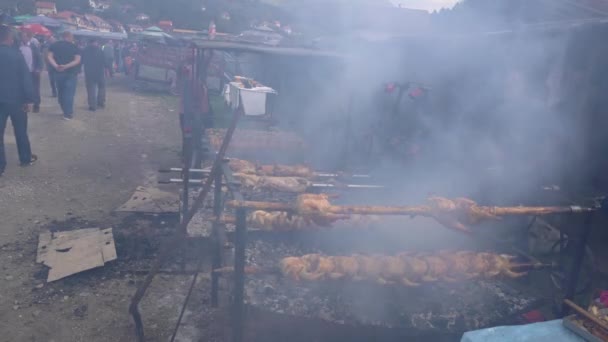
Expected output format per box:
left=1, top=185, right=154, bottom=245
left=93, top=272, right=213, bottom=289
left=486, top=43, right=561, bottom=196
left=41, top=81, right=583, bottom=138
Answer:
left=267, top=6, right=589, bottom=207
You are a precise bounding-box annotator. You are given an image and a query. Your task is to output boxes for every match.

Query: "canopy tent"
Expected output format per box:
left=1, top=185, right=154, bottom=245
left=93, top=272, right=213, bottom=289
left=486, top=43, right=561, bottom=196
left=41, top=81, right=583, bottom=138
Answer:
left=12, top=15, right=33, bottom=24
left=140, top=26, right=173, bottom=38
left=69, top=29, right=128, bottom=40
left=21, top=23, right=52, bottom=37
left=144, top=26, right=164, bottom=32
left=24, top=15, right=63, bottom=28
left=137, top=26, right=176, bottom=44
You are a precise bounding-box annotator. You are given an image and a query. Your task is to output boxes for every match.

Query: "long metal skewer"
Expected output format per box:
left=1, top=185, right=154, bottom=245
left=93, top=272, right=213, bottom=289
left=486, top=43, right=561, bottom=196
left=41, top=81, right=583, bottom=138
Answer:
left=160, top=167, right=370, bottom=178
left=163, top=178, right=383, bottom=189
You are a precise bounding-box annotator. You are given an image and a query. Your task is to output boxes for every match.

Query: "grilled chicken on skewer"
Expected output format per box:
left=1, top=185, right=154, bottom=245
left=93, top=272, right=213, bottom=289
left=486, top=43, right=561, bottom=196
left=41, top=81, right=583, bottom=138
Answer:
left=214, top=258, right=552, bottom=281
left=227, top=194, right=593, bottom=233
left=229, top=159, right=314, bottom=178
left=278, top=252, right=529, bottom=286
left=221, top=211, right=377, bottom=231
left=228, top=158, right=369, bottom=179
left=233, top=173, right=311, bottom=193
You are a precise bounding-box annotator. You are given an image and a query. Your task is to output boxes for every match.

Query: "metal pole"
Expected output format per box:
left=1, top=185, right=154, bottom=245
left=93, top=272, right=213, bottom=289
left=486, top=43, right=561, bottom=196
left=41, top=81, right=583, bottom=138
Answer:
left=181, top=142, right=192, bottom=225
left=561, top=212, right=594, bottom=316
left=211, top=165, right=223, bottom=307
left=233, top=207, right=247, bottom=342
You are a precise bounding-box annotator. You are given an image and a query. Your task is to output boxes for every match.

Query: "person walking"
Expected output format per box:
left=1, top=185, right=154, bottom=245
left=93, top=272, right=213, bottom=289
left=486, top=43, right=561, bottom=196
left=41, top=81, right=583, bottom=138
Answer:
left=47, top=31, right=81, bottom=120
left=82, top=38, right=106, bottom=111
left=43, top=36, right=58, bottom=97
left=102, top=40, right=114, bottom=78
left=19, top=31, right=43, bottom=113
left=0, top=25, right=37, bottom=177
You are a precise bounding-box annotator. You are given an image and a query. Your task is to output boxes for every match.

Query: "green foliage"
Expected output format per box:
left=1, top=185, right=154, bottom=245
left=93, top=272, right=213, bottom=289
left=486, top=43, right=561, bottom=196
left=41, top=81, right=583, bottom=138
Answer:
left=54, top=0, right=91, bottom=12
left=0, top=0, right=35, bottom=15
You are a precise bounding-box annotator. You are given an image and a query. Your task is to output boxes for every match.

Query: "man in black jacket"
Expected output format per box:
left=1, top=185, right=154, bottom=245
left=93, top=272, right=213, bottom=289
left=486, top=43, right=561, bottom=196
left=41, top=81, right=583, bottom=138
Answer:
left=47, top=31, right=81, bottom=120
left=0, top=25, right=37, bottom=176
left=81, top=38, right=106, bottom=111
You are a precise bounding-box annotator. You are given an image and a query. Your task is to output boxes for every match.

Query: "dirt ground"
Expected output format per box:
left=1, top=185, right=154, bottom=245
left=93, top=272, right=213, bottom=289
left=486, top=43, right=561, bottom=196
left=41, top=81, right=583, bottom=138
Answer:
left=0, top=73, right=220, bottom=342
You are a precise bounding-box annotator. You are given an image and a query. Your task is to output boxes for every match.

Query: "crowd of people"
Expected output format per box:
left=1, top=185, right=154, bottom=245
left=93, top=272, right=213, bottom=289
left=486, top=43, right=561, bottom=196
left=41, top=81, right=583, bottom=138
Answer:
left=0, top=24, right=138, bottom=176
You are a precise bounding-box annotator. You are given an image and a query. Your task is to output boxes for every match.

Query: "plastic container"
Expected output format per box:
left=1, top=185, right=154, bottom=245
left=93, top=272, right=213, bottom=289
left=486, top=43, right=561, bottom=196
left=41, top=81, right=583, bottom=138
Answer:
left=228, top=82, right=276, bottom=116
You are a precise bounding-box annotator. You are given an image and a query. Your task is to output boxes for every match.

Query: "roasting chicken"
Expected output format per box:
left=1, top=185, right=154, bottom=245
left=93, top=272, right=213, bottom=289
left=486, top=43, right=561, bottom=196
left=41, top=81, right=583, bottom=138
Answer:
left=228, top=159, right=314, bottom=178
left=258, top=164, right=314, bottom=178
left=246, top=210, right=352, bottom=230
left=222, top=210, right=379, bottom=231
left=234, top=173, right=311, bottom=193
left=228, top=194, right=584, bottom=234
left=228, top=159, right=257, bottom=174
left=279, top=251, right=527, bottom=286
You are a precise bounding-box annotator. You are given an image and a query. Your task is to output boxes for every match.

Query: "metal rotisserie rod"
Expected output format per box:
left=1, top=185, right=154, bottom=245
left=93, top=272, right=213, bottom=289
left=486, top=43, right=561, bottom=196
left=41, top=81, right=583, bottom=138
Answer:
left=164, top=177, right=381, bottom=189
left=158, top=159, right=371, bottom=178
left=225, top=202, right=587, bottom=216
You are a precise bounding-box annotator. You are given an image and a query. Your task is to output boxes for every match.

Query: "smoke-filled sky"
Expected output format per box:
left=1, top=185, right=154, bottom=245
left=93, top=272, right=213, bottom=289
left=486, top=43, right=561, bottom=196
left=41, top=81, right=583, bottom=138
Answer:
left=390, top=0, right=461, bottom=11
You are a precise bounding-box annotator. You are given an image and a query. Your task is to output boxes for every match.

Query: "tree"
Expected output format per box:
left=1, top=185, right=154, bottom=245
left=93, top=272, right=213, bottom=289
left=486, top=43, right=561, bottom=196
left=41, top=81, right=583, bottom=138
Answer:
left=0, top=0, right=35, bottom=15
left=55, top=0, right=91, bottom=12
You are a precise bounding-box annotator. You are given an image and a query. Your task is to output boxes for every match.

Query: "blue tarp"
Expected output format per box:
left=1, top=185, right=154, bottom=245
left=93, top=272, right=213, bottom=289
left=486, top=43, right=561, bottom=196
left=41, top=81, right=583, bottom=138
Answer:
left=461, top=320, right=584, bottom=342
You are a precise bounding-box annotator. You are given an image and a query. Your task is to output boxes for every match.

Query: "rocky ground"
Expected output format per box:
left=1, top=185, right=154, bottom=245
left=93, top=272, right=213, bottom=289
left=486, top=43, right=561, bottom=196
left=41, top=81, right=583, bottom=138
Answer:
left=0, top=73, right=224, bottom=342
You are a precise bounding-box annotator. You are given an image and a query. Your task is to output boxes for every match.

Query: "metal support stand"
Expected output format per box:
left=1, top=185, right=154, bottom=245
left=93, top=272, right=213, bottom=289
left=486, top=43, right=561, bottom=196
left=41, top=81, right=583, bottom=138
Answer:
left=561, top=212, right=595, bottom=316
left=233, top=207, right=247, bottom=342
left=181, top=138, right=192, bottom=234
left=211, top=164, right=223, bottom=307
left=129, top=96, right=243, bottom=342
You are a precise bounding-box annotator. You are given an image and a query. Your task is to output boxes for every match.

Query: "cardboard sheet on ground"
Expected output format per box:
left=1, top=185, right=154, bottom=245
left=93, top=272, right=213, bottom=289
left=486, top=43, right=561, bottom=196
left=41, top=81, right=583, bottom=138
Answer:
left=37, top=228, right=117, bottom=282
left=116, top=185, right=179, bottom=213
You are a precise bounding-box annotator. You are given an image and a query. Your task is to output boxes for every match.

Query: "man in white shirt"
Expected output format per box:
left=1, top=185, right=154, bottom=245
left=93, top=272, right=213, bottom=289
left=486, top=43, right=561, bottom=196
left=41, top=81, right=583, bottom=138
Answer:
left=19, top=31, right=42, bottom=113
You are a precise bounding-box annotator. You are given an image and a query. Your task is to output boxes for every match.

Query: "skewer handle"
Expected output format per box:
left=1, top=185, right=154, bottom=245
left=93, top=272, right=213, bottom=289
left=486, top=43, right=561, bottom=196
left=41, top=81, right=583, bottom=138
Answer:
left=159, top=167, right=211, bottom=174
left=510, top=262, right=556, bottom=269
left=563, top=299, right=608, bottom=332
left=492, top=206, right=595, bottom=216
left=226, top=200, right=292, bottom=211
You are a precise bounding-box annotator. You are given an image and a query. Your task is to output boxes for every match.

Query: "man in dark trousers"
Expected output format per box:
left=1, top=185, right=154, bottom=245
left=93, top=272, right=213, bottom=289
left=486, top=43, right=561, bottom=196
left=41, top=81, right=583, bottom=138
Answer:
left=48, top=31, right=81, bottom=120
left=82, top=38, right=105, bottom=111
left=19, top=31, right=43, bottom=113
left=44, top=36, right=58, bottom=97
left=0, top=25, right=37, bottom=177
left=102, top=40, right=114, bottom=78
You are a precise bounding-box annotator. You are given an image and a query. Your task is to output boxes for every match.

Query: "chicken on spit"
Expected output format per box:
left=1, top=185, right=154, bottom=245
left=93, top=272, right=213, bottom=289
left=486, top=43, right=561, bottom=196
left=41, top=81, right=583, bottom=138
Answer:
left=233, top=173, right=311, bottom=193
left=222, top=210, right=379, bottom=231
left=228, top=159, right=314, bottom=178
left=279, top=251, right=528, bottom=286
left=228, top=194, right=587, bottom=234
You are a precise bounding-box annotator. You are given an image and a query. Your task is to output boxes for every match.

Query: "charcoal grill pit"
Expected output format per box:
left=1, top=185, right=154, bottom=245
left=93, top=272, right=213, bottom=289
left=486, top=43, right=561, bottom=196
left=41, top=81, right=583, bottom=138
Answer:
left=236, top=237, right=541, bottom=336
